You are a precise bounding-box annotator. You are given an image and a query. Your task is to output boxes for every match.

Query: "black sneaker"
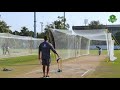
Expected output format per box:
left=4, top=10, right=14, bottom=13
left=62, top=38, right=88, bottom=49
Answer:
left=46, top=75, right=49, bottom=77
left=60, top=70, right=62, bottom=72
left=57, top=69, right=62, bottom=72
left=42, top=75, right=46, bottom=78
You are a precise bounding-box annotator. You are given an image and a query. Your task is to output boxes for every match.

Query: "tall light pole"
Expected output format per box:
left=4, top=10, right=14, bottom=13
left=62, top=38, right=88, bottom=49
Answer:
left=40, top=22, right=43, bottom=32
left=84, top=19, right=88, bottom=26
left=64, top=12, right=65, bottom=29
left=34, top=12, right=37, bottom=38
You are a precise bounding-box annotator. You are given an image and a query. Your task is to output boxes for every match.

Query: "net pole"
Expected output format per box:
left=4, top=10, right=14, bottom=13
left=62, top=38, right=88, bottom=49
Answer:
left=79, top=36, right=81, bottom=56
left=74, top=36, right=76, bottom=57
left=30, top=36, right=32, bottom=54
left=106, top=29, right=110, bottom=61
left=88, top=39, right=91, bottom=55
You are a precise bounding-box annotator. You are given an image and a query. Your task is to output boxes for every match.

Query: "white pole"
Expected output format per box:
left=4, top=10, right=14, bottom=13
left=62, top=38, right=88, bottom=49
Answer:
left=87, top=39, right=90, bottom=55
left=106, top=29, right=110, bottom=61
left=40, top=22, right=43, bottom=32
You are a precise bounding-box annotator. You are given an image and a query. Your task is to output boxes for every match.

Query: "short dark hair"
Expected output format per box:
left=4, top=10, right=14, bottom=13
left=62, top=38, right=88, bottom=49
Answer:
left=44, top=36, right=48, bottom=41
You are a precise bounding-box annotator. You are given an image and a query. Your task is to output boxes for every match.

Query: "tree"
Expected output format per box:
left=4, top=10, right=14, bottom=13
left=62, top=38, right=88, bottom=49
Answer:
left=0, top=20, right=12, bottom=33
left=53, top=16, right=70, bottom=30
left=12, top=27, right=34, bottom=37
left=37, top=32, right=45, bottom=38
left=19, top=26, right=29, bottom=36
left=89, top=20, right=106, bottom=29
left=44, top=16, right=70, bottom=31
left=45, top=24, right=54, bottom=30
left=44, top=16, right=70, bottom=39
left=29, top=31, right=34, bottom=37
left=12, top=30, right=20, bottom=35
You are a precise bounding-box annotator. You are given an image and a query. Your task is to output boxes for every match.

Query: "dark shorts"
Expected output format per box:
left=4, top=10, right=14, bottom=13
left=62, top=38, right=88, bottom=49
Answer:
left=42, top=59, right=51, bottom=66
left=99, top=51, right=101, bottom=55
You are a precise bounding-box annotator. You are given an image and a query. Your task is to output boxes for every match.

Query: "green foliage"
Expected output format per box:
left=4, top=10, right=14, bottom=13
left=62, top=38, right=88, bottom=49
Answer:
left=19, top=27, right=30, bottom=36
left=44, top=16, right=70, bottom=32
left=37, top=32, right=45, bottom=38
left=89, top=20, right=106, bottom=29
left=0, top=20, right=12, bottom=33
left=0, top=15, right=70, bottom=39
left=29, top=31, right=34, bottom=37
left=53, top=16, right=70, bottom=29
left=86, top=50, right=120, bottom=78
left=12, top=27, right=34, bottom=37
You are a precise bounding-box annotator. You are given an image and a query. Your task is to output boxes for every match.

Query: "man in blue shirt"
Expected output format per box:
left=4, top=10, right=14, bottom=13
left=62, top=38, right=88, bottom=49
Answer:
left=96, top=46, right=102, bottom=55
left=38, top=36, right=60, bottom=78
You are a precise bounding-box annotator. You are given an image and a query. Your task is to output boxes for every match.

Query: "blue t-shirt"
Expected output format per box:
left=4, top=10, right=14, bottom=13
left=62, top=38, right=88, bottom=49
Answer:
left=39, top=41, right=57, bottom=60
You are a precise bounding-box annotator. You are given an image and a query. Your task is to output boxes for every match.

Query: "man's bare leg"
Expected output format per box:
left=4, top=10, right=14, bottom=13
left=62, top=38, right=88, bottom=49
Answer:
left=46, top=66, right=49, bottom=77
left=43, top=65, right=45, bottom=77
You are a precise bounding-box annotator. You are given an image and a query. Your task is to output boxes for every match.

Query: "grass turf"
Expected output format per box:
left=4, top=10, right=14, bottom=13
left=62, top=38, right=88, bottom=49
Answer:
left=0, top=52, right=57, bottom=78
left=0, top=49, right=115, bottom=78
left=85, top=50, right=120, bottom=78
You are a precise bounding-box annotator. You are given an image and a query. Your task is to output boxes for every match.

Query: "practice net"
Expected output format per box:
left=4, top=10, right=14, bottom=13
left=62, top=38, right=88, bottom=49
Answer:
left=49, top=29, right=117, bottom=61
left=0, top=33, right=44, bottom=58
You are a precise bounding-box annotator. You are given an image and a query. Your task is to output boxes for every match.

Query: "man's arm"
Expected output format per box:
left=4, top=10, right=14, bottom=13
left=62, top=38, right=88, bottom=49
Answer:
left=39, top=51, right=42, bottom=59
left=50, top=43, right=59, bottom=58
left=38, top=44, right=42, bottom=60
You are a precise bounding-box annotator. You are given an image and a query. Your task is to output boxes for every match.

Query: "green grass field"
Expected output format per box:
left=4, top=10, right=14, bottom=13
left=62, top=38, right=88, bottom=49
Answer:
left=0, top=49, right=119, bottom=78
left=85, top=50, right=120, bottom=78
left=0, top=51, right=58, bottom=78
left=0, top=55, right=38, bottom=78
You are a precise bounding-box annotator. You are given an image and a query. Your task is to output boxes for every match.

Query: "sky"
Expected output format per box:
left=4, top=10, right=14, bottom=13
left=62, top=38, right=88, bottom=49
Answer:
left=0, top=12, right=120, bottom=33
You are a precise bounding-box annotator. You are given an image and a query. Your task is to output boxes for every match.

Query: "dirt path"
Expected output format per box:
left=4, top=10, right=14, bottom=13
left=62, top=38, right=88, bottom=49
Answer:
left=16, top=55, right=106, bottom=78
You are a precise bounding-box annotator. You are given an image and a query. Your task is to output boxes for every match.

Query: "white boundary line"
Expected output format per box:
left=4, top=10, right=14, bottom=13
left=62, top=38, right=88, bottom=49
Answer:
left=81, top=69, right=92, bottom=77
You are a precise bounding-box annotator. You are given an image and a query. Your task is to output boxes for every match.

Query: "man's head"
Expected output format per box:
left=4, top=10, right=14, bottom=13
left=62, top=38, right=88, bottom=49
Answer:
left=44, top=36, right=48, bottom=41
left=96, top=46, right=99, bottom=48
left=96, top=46, right=101, bottom=49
